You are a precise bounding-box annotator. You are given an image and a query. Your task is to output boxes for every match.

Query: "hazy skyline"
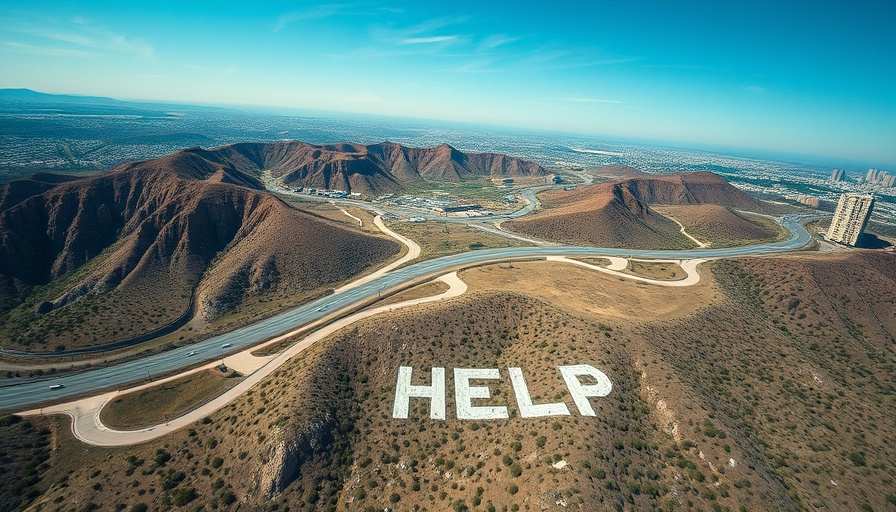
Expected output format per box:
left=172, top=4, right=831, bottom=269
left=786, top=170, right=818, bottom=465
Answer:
left=1, top=0, right=894, bottom=167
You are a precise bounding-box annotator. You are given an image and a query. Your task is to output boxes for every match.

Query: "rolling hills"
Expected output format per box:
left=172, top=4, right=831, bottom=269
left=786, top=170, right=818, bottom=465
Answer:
left=506, top=171, right=780, bottom=248
left=249, top=141, right=546, bottom=196
left=0, top=146, right=402, bottom=352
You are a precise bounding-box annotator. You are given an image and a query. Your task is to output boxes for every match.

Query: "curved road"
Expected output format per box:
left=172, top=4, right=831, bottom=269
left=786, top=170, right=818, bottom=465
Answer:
left=0, top=214, right=813, bottom=411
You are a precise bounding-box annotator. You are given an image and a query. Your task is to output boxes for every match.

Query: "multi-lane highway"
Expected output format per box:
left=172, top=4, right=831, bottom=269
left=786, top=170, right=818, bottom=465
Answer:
left=0, top=214, right=814, bottom=411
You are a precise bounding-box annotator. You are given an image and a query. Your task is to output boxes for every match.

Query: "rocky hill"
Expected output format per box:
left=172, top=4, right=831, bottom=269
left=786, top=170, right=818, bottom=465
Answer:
left=244, top=141, right=546, bottom=196
left=0, top=147, right=401, bottom=351
left=506, top=171, right=777, bottom=248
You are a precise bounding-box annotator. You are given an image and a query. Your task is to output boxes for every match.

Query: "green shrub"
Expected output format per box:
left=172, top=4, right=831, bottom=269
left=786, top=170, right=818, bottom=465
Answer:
left=154, top=449, right=171, bottom=465
left=170, top=487, right=197, bottom=506
left=220, top=488, right=237, bottom=505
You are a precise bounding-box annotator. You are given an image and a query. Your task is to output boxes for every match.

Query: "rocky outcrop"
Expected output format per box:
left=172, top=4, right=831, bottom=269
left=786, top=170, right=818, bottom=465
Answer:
left=259, top=413, right=336, bottom=498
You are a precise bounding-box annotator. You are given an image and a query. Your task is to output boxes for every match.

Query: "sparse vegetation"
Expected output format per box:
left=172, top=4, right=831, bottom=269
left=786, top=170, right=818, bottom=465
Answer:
left=623, top=260, right=683, bottom=280
left=100, top=369, right=243, bottom=430
left=7, top=251, right=894, bottom=511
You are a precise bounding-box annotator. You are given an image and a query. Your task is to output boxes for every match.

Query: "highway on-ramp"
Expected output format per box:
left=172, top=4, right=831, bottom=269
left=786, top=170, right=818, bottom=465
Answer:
left=0, top=214, right=814, bottom=411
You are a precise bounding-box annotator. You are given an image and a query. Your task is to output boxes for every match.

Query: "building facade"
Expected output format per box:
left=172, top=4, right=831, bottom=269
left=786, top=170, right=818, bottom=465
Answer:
left=826, top=193, right=874, bottom=246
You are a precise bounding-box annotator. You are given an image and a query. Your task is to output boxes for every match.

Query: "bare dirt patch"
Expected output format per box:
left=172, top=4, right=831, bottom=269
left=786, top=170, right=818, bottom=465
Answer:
left=374, top=280, right=450, bottom=307
left=623, top=260, right=684, bottom=281
left=276, top=195, right=380, bottom=233
left=569, top=256, right=612, bottom=267
left=100, top=369, right=243, bottom=430
left=459, top=261, right=715, bottom=323
left=388, top=221, right=533, bottom=260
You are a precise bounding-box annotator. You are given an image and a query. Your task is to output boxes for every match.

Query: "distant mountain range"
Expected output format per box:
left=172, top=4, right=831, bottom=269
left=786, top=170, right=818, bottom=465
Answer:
left=251, top=141, right=545, bottom=195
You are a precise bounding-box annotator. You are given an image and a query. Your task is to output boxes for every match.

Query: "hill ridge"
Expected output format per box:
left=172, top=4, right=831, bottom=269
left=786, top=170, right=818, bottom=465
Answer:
left=506, top=170, right=773, bottom=248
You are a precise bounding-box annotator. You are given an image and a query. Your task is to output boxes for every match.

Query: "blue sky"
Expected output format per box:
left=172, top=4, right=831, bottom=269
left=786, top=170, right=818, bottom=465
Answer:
left=1, top=0, right=894, bottom=167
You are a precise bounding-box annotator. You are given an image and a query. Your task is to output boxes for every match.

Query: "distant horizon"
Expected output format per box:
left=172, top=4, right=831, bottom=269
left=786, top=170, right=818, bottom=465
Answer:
left=1, top=1, right=893, bottom=169
left=2, top=87, right=889, bottom=173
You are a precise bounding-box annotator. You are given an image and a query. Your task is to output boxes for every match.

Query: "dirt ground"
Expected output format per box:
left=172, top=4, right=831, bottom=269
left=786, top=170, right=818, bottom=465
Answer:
left=460, top=261, right=716, bottom=323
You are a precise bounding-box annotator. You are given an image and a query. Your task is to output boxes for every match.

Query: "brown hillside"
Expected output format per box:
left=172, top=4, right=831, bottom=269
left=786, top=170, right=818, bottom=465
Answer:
left=506, top=171, right=773, bottom=248
left=17, top=252, right=895, bottom=510
left=0, top=148, right=400, bottom=351
left=247, top=141, right=546, bottom=196
left=654, top=204, right=782, bottom=245
left=624, top=171, right=765, bottom=210
left=506, top=181, right=693, bottom=249
left=588, top=164, right=649, bottom=179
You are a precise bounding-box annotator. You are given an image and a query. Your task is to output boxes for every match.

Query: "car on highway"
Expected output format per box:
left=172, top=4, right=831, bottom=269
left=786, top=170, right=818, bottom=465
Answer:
left=49, top=384, right=64, bottom=390
left=187, top=351, right=197, bottom=356
left=222, top=343, right=232, bottom=348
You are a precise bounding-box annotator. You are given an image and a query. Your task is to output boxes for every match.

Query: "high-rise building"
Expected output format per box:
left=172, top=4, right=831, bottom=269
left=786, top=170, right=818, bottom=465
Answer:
left=866, top=168, right=879, bottom=183
left=826, top=193, right=874, bottom=246
left=829, top=169, right=845, bottom=182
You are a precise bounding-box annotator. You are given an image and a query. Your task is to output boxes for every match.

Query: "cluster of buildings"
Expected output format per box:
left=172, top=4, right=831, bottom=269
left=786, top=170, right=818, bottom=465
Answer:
left=291, top=187, right=359, bottom=199
left=826, top=193, right=875, bottom=247
left=830, top=168, right=895, bottom=188
left=861, top=168, right=896, bottom=187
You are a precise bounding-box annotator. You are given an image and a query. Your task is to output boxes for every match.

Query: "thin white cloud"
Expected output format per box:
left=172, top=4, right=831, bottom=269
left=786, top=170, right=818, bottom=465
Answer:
left=743, top=85, right=766, bottom=94
left=377, top=6, right=404, bottom=15
left=18, top=20, right=153, bottom=58
left=455, top=59, right=500, bottom=73
left=370, top=15, right=469, bottom=47
left=274, top=5, right=344, bottom=32
left=479, top=34, right=521, bottom=50
left=561, top=97, right=624, bottom=104
left=400, top=35, right=459, bottom=45
left=3, top=41, right=99, bottom=58
left=518, top=43, right=642, bottom=70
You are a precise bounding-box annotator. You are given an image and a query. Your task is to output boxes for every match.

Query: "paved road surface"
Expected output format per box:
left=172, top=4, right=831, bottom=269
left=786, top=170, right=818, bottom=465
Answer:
left=0, top=214, right=813, bottom=411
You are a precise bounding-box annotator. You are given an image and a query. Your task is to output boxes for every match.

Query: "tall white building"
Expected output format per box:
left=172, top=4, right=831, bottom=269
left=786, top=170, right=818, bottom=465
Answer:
left=826, top=193, right=874, bottom=246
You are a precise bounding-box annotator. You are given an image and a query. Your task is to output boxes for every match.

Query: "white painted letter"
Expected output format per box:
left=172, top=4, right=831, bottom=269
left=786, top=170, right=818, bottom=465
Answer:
left=559, top=364, right=612, bottom=416
left=393, top=366, right=446, bottom=420
left=508, top=367, right=570, bottom=418
left=454, top=368, right=508, bottom=420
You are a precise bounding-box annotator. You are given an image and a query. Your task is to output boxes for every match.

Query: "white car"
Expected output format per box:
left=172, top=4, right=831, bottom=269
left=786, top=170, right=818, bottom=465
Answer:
left=187, top=351, right=197, bottom=356
left=222, top=343, right=232, bottom=348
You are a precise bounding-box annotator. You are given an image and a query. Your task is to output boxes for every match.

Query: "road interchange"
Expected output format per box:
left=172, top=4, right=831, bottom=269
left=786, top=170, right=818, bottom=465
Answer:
left=1, top=212, right=814, bottom=412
